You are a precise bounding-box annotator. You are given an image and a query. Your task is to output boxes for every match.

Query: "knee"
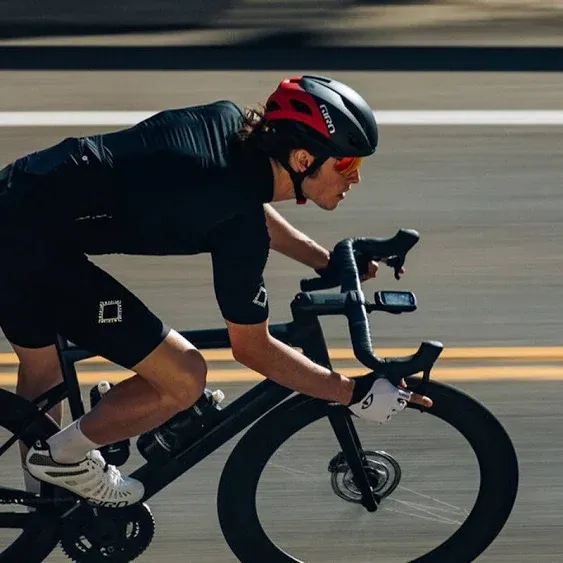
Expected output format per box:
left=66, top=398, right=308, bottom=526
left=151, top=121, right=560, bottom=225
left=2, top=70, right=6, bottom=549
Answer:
left=133, top=335, right=209, bottom=411
left=185, top=348, right=208, bottom=388
left=169, top=349, right=208, bottom=410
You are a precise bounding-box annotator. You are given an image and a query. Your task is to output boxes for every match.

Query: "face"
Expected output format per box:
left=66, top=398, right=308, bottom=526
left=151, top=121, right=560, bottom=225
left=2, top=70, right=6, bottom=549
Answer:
left=302, top=157, right=362, bottom=210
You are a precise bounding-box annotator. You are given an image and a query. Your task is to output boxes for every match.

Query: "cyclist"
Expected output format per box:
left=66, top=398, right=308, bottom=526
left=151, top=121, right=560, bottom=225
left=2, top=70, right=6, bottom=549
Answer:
left=0, top=75, right=432, bottom=507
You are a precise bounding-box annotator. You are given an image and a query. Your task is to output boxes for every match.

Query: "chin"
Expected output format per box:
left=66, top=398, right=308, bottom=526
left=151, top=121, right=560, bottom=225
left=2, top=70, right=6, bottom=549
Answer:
left=313, top=199, right=339, bottom=211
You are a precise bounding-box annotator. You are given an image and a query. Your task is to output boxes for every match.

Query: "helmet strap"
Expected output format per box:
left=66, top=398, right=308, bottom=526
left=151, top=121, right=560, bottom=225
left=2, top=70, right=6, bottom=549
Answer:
left=280, top=156, right=327, bottom=205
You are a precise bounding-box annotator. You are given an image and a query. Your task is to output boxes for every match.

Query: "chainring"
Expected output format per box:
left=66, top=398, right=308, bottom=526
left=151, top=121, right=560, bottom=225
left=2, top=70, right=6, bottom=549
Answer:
left=60, top=502, right=155, bottom=562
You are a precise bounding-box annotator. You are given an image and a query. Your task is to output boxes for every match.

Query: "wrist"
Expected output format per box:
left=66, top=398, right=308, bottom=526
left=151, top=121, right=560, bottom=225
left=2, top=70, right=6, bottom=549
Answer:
left=313, top=249, right=331, bottom=272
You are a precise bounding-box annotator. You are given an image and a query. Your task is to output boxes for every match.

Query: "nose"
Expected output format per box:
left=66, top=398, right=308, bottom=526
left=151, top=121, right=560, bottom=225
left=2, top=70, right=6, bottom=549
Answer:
left=349, top=170, right=361, bottom=184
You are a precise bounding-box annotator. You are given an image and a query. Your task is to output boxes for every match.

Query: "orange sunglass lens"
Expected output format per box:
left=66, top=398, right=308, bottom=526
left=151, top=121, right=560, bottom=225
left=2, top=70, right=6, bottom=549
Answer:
left=335, top=157, right=363, bottom=175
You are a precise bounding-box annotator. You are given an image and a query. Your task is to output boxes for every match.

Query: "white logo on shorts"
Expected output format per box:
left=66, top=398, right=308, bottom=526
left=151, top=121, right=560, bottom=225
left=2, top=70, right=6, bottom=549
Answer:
left=252, top=287, right=268, bottom=308
left=98, top=300, right=123, bottom=324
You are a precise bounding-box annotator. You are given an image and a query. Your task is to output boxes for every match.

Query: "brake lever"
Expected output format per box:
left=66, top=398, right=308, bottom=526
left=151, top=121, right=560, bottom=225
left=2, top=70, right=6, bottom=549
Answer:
left=384, top=255, right=406, bottom=280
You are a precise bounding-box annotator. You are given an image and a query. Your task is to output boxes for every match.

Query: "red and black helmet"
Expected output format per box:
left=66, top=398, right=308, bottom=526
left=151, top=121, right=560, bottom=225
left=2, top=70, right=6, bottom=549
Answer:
left=263, top=75, right=378, bottom=158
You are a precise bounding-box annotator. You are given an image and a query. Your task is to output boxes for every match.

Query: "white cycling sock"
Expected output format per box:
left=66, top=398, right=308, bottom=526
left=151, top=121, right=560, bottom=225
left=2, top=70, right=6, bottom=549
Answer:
left=46, top=419, right=101, bottom=464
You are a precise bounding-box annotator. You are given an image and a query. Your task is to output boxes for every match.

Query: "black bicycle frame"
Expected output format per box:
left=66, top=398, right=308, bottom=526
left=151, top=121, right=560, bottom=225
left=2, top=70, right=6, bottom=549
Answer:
left=3, top=230, right=430, bottom=513
left=29, top=296, right=342, bottom=503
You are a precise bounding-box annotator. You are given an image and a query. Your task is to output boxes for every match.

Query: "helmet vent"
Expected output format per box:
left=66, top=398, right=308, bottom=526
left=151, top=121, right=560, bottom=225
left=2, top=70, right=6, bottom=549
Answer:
left=266, top=101, right=282, bottom=112
left=348, top=132, right=361, bottom=150
left=305, top=75, right=331, bottom=84
left=289, top=99, right=313, bottom=115
left=342, top=98, right=364, bottom=122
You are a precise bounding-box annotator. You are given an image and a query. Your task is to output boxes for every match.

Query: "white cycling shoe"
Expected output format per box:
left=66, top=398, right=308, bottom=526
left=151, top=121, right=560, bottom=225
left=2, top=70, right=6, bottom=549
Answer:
left=348, top=377, right=412, bottom=424
left=26, top=441, right=145, bottom=508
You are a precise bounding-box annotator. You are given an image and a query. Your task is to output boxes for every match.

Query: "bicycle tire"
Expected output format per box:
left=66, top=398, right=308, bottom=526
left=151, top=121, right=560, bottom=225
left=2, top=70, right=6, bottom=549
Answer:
left=217, top=378, right=518, bottom=563
left=0, top=389, right=62, bottom=563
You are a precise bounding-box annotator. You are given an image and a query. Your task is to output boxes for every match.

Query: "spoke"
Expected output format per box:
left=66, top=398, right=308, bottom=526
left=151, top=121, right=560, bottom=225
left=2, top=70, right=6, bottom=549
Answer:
left=396, top=485, right=469, bottom=512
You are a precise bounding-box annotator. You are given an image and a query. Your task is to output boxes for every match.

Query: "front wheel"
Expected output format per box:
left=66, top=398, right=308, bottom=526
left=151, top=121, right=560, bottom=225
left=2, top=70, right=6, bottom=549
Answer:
left=217, top=379, right=518, bottom=563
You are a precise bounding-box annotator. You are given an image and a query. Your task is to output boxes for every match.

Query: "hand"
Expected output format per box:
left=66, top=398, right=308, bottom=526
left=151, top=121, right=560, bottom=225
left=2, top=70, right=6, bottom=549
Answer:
left=359, top=258, right=406, bottom=283
left=398, top=378, right=432, bottom=408
left=348, top=376, right=431, bottom=424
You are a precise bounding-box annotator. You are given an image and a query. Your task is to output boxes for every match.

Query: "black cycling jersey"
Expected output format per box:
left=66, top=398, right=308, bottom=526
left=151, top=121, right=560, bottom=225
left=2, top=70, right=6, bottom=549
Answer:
left=2, top=101, right=275, bottom=326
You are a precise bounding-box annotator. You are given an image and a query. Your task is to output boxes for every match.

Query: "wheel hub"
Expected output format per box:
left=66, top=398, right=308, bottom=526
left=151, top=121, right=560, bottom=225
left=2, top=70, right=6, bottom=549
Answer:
left=328, top=450, right=401, bottom=503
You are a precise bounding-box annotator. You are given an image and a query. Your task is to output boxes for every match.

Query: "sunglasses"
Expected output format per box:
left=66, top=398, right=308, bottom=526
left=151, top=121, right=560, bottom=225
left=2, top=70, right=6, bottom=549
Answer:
left=335, top=156, right=363, bottom=175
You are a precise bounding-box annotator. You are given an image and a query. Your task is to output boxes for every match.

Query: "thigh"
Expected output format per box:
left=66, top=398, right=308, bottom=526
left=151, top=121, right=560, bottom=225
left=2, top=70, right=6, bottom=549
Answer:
left=0, top=219, right=170, bottom=371
left=52, top=256, right=171, bottom=370
left=0, top=261, right=59, bottom=350
left=0, top=211, right=69, bottom=349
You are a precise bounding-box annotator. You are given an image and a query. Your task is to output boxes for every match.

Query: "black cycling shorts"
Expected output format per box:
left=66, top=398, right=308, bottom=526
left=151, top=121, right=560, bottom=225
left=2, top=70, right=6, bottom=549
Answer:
left=0, top=196, right=170, bottom=369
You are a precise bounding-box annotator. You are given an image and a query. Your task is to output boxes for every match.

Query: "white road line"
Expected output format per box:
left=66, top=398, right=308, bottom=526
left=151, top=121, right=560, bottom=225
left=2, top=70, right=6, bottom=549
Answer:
left=0, top=112, right=155, bottom=127
left=377, top=110, right=563, bottom=125
left=1, top=111, right=563, bottom=127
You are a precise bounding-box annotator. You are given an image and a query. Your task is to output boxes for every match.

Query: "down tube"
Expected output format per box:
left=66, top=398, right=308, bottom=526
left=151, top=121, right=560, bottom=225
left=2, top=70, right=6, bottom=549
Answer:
left=131, top=378, right=294, bottom=500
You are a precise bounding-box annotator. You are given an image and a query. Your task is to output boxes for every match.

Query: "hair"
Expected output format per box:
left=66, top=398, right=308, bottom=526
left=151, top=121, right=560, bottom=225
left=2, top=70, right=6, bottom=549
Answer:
left=234, top=104, right=326, bottom=168
left=235, top=104, right=266, bottom=144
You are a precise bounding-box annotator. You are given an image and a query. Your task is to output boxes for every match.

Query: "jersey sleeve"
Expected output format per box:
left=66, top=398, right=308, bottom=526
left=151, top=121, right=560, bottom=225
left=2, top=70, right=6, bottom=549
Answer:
left=206, top=207, right=271, bottom=325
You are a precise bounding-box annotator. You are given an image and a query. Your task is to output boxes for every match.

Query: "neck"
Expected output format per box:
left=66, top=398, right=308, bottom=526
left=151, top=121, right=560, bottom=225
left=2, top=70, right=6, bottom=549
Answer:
left=269, top=158, right=297, bottom=202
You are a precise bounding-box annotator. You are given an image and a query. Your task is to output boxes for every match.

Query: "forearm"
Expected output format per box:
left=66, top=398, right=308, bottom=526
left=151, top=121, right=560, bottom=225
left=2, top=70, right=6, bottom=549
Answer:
left=264, top=203, right=330, bottom=270
left=235, top=335, right=354, bottom=406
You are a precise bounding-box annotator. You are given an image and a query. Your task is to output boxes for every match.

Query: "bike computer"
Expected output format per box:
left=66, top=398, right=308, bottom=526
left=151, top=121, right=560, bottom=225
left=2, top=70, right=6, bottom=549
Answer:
left=372, top=291, right=417, bottom=314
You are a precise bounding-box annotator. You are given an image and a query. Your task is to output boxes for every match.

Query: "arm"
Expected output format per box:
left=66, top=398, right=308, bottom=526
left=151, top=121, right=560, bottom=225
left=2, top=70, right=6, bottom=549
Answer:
left=208, top=211, right=425, bottom=412
left=264, top=203, right=330, bottom=270
left=208, top=208, right=353, bottom=405
left=227, top=319, right=354, bottom=406
left=227, top=319, right=431, bottom=413
left=265, top=203, right=382, bottom=282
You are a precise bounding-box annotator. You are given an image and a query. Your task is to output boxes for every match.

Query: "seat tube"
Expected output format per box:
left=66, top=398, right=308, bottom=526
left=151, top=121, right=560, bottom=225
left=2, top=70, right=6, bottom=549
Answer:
left=55, top=335, right=86, bottom=420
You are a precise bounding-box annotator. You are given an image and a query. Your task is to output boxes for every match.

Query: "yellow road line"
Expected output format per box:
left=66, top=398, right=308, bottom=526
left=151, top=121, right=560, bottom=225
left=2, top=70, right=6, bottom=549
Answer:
left=1, top=346, right=563, bottom=365
left=0, top=365, right=561, bottom=386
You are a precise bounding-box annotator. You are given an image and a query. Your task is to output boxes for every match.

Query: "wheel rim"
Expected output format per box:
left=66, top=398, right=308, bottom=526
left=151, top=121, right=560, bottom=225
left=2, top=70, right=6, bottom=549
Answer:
left=0, top=391, right=62, bottom=562
left=219, top=380, right=518, bottom=563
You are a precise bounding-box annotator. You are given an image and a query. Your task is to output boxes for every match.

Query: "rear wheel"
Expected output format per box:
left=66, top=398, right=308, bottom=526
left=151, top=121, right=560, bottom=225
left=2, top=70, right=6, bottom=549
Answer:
left=217, top=379, right=518, bottom=563
left=0, top=389, right=62, bottom=562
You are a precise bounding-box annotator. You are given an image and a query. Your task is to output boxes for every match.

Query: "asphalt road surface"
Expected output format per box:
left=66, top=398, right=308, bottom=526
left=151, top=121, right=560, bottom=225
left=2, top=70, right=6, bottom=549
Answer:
left=1, top=72, right=562, bottom=350
left=0, top=71, right=562, bottom=562
left=0, top=380, right=560, bottom=562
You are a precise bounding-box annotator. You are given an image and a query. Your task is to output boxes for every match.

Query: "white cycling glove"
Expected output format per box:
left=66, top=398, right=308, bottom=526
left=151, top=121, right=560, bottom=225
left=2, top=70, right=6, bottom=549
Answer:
left=348, top=378, right=412, bottom=424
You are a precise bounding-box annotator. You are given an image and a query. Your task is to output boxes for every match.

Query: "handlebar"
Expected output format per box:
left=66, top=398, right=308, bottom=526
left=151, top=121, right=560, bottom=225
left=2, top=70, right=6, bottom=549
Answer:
left=293, top=229, right=443, bottom=386
left=301, top=228, right=419, bottom=291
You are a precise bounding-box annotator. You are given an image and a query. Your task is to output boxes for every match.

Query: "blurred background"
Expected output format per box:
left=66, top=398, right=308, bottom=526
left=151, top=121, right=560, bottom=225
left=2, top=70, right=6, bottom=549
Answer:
left=0, top=2, right=562, bottom=562
left=1, top=0, right=562, bottom=46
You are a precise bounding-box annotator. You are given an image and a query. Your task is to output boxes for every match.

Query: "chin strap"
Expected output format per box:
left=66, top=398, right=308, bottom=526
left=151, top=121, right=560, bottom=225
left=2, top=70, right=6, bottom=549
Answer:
left=280, top=156, right=328, bottom=205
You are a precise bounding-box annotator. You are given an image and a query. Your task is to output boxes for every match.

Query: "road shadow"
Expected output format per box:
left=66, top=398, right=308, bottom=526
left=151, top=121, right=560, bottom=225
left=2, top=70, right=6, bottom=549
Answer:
left=1, top=43, right=561, bottom=72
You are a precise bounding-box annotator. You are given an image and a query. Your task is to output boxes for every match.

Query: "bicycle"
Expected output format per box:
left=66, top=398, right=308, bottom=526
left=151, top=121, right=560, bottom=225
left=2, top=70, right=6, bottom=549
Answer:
left=0, top=228, right=519, bottom=563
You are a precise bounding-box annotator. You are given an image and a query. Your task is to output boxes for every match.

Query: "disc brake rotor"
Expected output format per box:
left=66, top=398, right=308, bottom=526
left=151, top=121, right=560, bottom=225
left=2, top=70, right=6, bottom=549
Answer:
left=60, top=503, right=155, bottom=563
left=328, top=450, right=401, bottom=503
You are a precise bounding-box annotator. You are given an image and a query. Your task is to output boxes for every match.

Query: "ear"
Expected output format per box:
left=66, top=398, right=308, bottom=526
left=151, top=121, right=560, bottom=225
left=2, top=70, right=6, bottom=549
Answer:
left=289, top=149, right=314, bottom=173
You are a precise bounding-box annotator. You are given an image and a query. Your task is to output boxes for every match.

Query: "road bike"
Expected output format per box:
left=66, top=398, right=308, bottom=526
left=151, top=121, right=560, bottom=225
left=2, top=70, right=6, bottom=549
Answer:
left=0, top=228, right=519, bottom=562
